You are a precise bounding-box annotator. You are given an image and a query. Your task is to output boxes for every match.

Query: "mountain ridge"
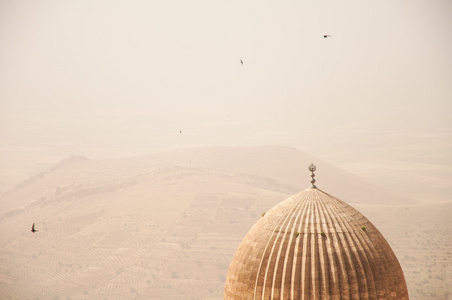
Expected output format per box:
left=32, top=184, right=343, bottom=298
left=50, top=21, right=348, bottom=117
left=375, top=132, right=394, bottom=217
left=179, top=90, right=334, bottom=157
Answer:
left=0, top=145, right=416, bottom=215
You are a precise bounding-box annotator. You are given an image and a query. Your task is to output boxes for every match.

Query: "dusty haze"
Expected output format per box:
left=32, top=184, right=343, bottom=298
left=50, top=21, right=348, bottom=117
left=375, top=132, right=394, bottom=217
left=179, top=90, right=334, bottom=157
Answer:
left=0, top=1, right=451, bottom=299
left=1, top=0, right=451, bottom=202
left=0, top=146, right=450, bottom=299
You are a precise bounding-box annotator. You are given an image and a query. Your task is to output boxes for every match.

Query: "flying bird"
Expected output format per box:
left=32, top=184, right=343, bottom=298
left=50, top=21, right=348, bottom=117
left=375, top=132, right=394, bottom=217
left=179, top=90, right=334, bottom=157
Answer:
left=31, top=223, right=38, bottom=233
left=240, top=59, right=243, bottom=65
left=323, top=35, right=332, bottom=38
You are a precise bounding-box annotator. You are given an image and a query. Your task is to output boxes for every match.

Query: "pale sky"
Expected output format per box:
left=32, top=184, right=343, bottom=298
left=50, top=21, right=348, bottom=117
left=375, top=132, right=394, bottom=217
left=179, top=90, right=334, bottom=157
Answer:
left=1, top=0, right=451, bottom=199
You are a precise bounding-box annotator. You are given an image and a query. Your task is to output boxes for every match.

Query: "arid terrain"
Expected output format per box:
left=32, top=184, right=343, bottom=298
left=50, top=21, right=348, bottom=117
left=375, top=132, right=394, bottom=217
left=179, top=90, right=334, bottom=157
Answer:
left=0, top=146, right=450, bottom=299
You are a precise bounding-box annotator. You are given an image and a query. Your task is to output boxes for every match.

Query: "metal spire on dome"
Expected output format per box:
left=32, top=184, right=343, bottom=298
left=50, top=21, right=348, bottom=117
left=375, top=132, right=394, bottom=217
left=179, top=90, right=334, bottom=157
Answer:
left=309, top=163, right=316, bottom=188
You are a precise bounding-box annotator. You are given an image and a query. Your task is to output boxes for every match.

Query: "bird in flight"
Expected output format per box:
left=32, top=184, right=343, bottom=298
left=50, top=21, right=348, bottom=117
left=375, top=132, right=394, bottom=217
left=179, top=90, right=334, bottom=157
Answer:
left=31, top=223, right=38, bottom=233
left=323, top=35, right=332, bottom=38
left=240, top=59, right=243, bottom=65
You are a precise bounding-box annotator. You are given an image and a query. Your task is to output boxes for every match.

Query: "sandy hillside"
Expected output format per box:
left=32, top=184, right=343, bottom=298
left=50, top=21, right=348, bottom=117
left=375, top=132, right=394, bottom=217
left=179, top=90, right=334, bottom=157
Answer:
left=0, top=146, right=450, bottom=300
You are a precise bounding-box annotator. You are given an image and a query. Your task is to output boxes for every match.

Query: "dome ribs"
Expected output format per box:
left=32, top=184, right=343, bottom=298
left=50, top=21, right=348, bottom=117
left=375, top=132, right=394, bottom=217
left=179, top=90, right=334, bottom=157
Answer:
left=314, top=191, right=340, bottom=299
left=227, top=232, right=258, bottom=297
left=318, top=189, right=406, bottom=299
left=269, top=196, right=303, bottom=299
left=290, top=194, right=312, bottom=300
left=309, top=194, right=321, bottom=299
left=225, top=188, right=409, bottom=300
left=316, top=192, right=353, bottom=299
left=256, top=195, right=304, bottom=299
left=280, top=195, right=310, bottom=299
left=318, top=191, right=372, bottom=299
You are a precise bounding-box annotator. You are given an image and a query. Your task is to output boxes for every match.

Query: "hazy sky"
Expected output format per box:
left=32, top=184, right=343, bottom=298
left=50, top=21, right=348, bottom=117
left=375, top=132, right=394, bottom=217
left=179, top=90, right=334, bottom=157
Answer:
left=1, top=0, right=451, bottom=197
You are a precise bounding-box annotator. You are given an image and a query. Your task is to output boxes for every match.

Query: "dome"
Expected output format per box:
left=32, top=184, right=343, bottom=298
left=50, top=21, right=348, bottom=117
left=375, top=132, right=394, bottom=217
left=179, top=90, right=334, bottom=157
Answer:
left=224, top=168, right=408, bottom=299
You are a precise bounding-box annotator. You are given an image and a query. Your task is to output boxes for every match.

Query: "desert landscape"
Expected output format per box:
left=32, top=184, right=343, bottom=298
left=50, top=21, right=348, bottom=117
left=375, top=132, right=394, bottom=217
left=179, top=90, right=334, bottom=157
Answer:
left=0, top=146, right=450, bottom=299
left=1, top=1, right=451, bottom=299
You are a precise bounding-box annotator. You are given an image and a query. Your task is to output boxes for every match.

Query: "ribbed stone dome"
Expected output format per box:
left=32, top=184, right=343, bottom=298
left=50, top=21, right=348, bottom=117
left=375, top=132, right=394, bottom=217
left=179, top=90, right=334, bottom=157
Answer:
left=224, top=187, right=408, bottom=299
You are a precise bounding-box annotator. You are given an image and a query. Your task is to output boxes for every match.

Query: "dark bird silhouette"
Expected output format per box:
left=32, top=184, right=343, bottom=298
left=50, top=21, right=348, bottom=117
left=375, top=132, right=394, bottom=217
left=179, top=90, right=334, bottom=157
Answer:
left=179, top=130, right=182, bottom=134
left=31, top=223, right=37, bottom=233
left=323, top=35, right=332, bottom=38
left=240, top=59, right=243, bottom=65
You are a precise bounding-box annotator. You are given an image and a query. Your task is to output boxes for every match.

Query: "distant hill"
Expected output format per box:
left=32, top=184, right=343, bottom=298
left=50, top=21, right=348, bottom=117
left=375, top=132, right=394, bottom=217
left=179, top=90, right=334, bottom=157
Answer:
left=0, top=146, right=414, bottom=214
left=0, top=146, right=449, bottom=300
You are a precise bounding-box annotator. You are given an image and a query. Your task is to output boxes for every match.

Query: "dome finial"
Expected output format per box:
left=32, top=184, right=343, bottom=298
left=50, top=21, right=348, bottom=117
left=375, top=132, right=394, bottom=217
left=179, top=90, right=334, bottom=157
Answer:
left=308, top=163, right=316, bottom=188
